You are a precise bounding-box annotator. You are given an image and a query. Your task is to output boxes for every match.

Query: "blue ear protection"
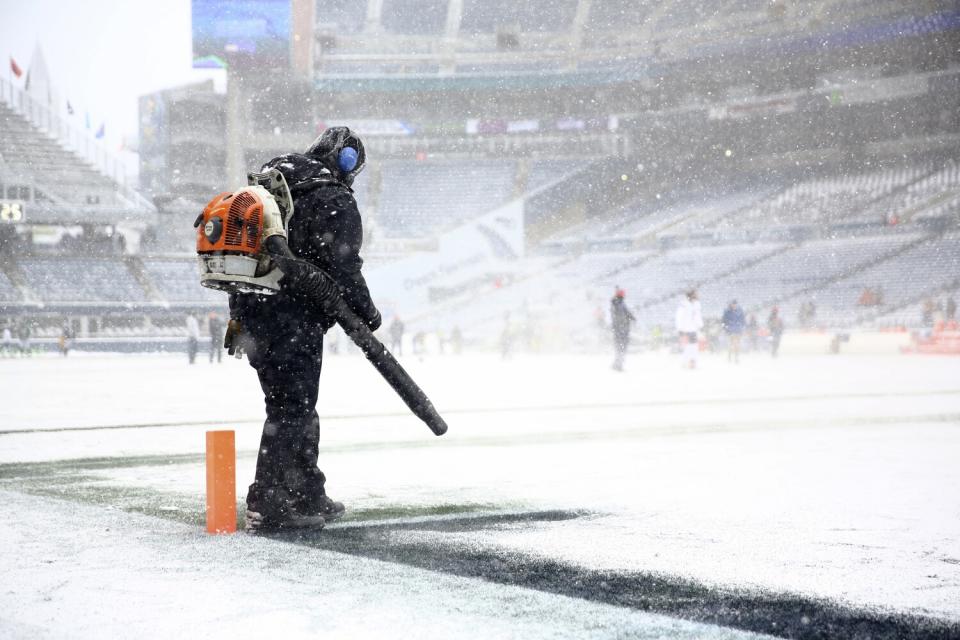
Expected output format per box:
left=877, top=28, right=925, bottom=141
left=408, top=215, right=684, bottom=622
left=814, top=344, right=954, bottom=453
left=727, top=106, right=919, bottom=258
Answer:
left=338, top=147, right=358, bottom=173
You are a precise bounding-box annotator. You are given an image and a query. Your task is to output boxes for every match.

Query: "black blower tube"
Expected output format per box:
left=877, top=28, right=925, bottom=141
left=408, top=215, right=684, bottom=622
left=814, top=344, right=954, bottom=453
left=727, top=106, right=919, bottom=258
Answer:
left=264, top=236, right=448, bottom=436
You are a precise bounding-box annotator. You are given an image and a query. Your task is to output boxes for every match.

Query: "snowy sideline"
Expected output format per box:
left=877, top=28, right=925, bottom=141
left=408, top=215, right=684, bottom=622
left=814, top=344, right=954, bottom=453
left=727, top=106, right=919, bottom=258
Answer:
left=0, top=351, right=958, bottom=638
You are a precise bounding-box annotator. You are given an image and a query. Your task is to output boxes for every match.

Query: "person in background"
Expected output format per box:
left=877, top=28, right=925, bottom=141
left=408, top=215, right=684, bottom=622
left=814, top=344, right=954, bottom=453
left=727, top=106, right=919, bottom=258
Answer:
left=388, top=316, right=405, bottom=355
left=17, top=321, right=31, bottom=357
left=499, top=312, right=514, bottom=360
left=58, top=322, right=74, bottom=357
left=798, top=301, right=810, bottom=328
left=208, top=312, right=224, bottom=363
left=186, top=314, right=200, bottom=364
left=450, top=325, right=463, bottom=355
left=651, top=324, right=663, bottom=350
left=610, top=288, right=635, bottom=372
left=768, top=306, right=784, bottom=358
left=922, top=299, right=935, bottom=327
left=947, top=296, right=956, bottom=322
left=436, top=329, right=446, bottom=355
left=675, top=289, right=703, bottom=369
left=2, top=324, right=14, bottom=357
left=746, top=313, right=759, bottom=352
left=413, top=330, right=426, bottom=356
left=721, top=300, right=746, bottom=364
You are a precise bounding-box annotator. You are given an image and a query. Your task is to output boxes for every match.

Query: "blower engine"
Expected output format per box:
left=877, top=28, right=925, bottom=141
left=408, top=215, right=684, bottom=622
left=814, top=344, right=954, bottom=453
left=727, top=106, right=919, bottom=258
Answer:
left=195, top=168, right=294, bottom=294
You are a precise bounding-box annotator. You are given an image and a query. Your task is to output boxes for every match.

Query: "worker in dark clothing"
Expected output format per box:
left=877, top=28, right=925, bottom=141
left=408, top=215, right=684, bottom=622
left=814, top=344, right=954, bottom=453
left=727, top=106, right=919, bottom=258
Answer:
left=208, top=312, right=224, bottom=363
left=768, top=306, right=784, bottom=358
left=388, top=316, right=405, bottom=355
left=610, top=288, right=635, bottom=371
left=226, top=127, right=381, bottom=532
left=721, top=300, right=746, bottom=364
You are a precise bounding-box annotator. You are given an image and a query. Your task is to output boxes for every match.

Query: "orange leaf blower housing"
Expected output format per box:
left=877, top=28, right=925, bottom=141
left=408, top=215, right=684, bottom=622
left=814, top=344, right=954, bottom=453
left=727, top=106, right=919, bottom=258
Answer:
left=195, top=170, right=293, bottom=295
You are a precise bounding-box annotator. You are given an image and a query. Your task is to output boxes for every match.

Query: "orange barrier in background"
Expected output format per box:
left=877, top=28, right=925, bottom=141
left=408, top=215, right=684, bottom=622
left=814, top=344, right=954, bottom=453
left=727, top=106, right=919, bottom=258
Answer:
left=205, top=430, right=236, bottom=534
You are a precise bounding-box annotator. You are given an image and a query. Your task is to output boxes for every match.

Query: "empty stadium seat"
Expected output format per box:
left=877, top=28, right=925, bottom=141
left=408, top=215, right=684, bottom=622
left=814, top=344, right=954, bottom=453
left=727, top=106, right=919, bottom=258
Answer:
left=0, top=103, right=124, bottom=207
left=376, top=159, right=517, bottom=238
left=19, top=257, right=147, bottom=304
left=141, top=259, right=224, bottom=304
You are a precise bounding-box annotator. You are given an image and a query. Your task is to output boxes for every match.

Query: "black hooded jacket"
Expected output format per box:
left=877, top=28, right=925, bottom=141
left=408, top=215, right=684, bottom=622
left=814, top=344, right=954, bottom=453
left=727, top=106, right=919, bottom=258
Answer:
left=230, top=153, right=380, bottom=336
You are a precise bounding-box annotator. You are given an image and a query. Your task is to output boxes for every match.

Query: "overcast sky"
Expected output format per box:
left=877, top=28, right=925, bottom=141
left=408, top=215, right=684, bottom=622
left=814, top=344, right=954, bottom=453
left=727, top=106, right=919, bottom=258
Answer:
left=1, top=0, right=223, bottom=149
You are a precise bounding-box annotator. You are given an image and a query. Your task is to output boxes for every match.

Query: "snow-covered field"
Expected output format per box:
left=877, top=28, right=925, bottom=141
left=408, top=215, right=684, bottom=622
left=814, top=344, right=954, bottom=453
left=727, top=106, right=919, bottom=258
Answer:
left=1, top=350, right=959, bottom=639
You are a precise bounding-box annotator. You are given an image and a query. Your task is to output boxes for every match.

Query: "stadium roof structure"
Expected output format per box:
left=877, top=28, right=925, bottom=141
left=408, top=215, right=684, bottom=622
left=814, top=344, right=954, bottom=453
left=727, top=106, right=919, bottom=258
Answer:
left=309, top=0, right=958, bottom=86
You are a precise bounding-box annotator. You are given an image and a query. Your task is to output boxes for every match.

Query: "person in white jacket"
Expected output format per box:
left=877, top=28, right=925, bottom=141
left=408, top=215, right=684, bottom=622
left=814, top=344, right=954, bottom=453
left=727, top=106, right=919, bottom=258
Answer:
left=185, top=314, right=200, bottom=364
left=675, top=289, right=704, bottom=369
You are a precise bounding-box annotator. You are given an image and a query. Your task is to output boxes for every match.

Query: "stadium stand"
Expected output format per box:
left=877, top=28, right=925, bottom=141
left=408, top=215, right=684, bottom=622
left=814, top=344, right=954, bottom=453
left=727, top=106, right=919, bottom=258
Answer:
left=376, top=159, right=517, bottom=238
left=711, top=163, right=934, bottom=230
left=460, top=0, right=579, bottom=34
left=381, top=0, right=448, bottom=35
left=584, top=0, right=659, bottom=34
left=0, top=102, right=125, bottom=207
left=317, top=0, right=368, bottom=34
left=18, top=257, right=147, bottom=304
left=878, top=284, right=960, bottom=329
left=0, top=270, right=21, bottom=302
left=547, top=189, right=766, bottom=244
left=141, top=259, right=223, bottom=304
left=800, top=232, right=960, bottom=326
left=656, top=234, right=924, bottom=324
left=525, top=158, right=581, bottom=192
left=847, top=160, right=959, bottom=224
left=609, top=242, right=785, bottom=308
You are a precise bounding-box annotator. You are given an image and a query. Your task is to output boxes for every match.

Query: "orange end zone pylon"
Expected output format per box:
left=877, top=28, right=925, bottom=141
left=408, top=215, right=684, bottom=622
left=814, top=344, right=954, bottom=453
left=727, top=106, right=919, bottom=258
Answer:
left=205, top=430, right=236, bottom=534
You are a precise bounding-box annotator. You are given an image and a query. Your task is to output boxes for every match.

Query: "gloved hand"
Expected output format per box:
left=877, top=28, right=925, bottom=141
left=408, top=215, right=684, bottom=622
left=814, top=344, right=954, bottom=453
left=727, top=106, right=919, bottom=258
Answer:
left=224, top=319, right=244, bottom=358
left=366, top=309, right=382, bottom=332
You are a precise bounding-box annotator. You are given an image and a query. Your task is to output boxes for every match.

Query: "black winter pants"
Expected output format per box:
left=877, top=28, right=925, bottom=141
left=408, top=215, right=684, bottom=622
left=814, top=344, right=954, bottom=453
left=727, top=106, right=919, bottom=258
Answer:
left=613, top=330, right=629, bottom=369
left=246, top=325, right=326, bottom=496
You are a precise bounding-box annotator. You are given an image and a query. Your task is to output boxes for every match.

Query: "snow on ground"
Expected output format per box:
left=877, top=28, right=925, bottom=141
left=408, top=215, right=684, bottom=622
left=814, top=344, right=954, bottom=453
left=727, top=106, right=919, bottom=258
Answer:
left=0, top=351, right=958, bottom=638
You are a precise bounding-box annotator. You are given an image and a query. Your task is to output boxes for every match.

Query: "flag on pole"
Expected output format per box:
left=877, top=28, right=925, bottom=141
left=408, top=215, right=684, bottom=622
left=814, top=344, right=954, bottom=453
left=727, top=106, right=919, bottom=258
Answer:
left=95, top=123, right=105, bottom=139
left=67, top=101, right=74, bottom=116
left=10, top=57, right=23, bottom=78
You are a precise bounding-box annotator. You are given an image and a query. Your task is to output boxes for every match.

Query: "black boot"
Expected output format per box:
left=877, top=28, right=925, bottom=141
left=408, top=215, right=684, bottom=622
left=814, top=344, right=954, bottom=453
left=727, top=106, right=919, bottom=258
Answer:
left=300, top=493, right=346, bottom=522
left=290, top=469, right=346, bottom=522
left=245, top=483, right=326, bottom=533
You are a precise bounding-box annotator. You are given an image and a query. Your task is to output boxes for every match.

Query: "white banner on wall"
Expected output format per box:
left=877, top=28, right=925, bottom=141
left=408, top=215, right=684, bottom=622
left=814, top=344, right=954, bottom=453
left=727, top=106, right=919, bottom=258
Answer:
left=366, top=199, right=525, bottom=319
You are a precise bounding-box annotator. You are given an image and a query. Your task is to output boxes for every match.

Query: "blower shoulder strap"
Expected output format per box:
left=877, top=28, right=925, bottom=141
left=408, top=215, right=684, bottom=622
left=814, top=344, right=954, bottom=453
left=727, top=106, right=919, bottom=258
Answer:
left=247, top=168, right=294, bottom=228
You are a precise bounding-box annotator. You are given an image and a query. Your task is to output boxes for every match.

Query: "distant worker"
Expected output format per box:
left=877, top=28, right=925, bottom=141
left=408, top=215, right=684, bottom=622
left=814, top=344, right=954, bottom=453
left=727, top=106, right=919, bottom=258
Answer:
left=499, top=312, right=514, bottom=359
left=947, top=296, right=956, bottom=322
left=450, top=325, right=463, bottom=355
left=388, top=316, right=405, bottom=355
left=675, top=289, right=703, bottom=369
left=58, top=322, right=74, bottom=357
left=610, top=288, right=635, bottom=372
left=2, top=324, right=14, bottom=357
left=721, top=300, right=746, bottom=364
left=922, top=299, right=935, bottom=327
left=16, top=321, right=31, bottom=357
left=208, top=312, right=224, bottom=363
left=768, top=306, right=784, bottom=358
left=185, top=314, right=200, bottom=364
left=746, top=313, right=759, bottom=351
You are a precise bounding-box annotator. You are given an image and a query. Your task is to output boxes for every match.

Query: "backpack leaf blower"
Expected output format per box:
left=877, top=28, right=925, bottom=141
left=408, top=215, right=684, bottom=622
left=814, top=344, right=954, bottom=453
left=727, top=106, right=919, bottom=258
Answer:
left=196, top=169, right=448, bottom=436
